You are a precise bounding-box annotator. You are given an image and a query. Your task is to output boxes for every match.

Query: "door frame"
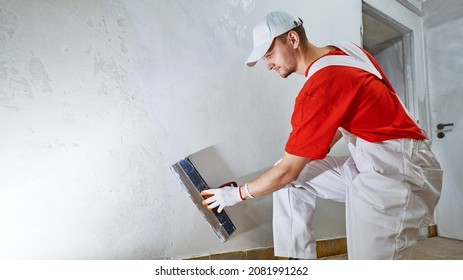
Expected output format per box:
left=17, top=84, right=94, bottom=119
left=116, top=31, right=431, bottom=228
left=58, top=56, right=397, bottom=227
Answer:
left=362, top=2, right=415, bottom=119
left=362, top=0, right=431, bottom=134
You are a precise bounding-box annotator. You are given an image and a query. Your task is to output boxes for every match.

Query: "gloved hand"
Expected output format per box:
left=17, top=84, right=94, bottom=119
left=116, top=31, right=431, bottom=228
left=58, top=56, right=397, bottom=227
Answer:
left=201, top=182, right=243, bottom=213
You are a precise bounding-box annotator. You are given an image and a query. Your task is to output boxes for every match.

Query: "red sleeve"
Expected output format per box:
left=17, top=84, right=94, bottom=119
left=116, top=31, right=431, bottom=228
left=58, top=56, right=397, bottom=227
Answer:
left=285, top=66, right=355, bottom=159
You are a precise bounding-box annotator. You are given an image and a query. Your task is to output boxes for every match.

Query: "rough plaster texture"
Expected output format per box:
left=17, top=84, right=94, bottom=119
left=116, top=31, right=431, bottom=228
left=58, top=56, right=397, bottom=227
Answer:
left=0, top=0, right=361, bottom=259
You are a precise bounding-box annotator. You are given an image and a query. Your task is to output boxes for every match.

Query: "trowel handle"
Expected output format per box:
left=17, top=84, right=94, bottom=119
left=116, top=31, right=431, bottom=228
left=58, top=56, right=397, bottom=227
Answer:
left=218, top=181, right=238, bottom=188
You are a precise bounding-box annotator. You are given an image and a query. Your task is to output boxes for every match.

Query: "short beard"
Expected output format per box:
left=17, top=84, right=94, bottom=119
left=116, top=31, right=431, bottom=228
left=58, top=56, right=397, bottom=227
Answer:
left=280, top=70, right=293, bottom=78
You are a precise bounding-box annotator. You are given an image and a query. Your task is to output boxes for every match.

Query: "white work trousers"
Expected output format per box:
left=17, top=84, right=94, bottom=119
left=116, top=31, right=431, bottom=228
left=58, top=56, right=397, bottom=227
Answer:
left=273, top=132, right=443, bottom=259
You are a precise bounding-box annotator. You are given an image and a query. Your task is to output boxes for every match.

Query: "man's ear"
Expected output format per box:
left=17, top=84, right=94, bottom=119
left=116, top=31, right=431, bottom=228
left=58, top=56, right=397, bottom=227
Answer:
left=287, top=31, right=300, bottom=49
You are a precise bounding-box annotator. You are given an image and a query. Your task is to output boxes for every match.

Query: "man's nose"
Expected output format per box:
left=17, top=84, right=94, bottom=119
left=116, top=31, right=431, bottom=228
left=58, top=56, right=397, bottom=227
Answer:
left=266, top=61, right=274, bottom=70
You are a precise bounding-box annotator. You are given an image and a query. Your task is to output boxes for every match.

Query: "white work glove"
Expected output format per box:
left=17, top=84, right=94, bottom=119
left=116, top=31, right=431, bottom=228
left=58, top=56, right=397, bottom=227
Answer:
left=201, top=182, right=243, bottom=213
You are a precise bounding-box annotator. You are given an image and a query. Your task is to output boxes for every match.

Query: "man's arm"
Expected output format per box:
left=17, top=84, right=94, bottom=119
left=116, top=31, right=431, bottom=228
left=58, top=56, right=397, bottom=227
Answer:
left=201, top=129, right=343, bottom=211
left=242, top=152, right=310, bottom=198
left=330, top=129, right=343, bottom=149
left=244, top=129, right=342, bottom=198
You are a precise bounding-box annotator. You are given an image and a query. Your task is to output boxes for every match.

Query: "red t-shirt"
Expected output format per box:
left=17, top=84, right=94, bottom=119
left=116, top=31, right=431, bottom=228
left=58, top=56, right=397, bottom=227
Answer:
left=285, top=47, right=426, bottom=160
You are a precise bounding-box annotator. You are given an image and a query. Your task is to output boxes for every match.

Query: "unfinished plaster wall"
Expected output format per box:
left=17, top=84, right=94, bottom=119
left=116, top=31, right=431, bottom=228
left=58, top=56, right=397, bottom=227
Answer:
left=0, top=0, right=360, bottom=259
left=0, top=0, right=167, bottom=259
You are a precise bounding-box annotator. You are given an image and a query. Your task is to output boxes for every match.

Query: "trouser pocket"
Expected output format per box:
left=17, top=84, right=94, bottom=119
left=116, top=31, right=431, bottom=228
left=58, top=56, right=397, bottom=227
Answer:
left=412, top=168, right=443, bottom=227
left=349, top=169, right=409, bottom=232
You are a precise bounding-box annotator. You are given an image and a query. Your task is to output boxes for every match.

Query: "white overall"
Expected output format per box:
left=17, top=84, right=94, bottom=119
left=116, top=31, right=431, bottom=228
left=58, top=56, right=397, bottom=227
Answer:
left=273, top=43, right=443, bottom=259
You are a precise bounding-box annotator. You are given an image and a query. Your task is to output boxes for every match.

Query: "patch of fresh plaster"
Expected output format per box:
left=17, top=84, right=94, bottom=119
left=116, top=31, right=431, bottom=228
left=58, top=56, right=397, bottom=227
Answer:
left=29, top=56, right=52, bottom=93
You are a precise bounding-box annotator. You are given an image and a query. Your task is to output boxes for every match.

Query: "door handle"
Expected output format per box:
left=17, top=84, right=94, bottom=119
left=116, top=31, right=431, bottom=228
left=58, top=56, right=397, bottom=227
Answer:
left=436, top=122, right=454, bottom=139
left=437, top=123, right=454, bottom=130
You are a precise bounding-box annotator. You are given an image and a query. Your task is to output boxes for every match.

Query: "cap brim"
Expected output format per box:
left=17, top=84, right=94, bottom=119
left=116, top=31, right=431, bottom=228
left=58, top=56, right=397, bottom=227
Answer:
left=245, top=39, right=273, bottom=67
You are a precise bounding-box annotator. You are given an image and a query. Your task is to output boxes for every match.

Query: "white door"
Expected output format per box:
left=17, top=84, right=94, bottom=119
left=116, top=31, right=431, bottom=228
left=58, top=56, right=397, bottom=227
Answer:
left=425, top=18, right=463, bottom=240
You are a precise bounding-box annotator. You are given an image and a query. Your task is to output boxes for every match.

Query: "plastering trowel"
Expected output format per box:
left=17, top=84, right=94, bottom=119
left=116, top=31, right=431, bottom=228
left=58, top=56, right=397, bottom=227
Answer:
left=170, top=158, right=236, bottom=242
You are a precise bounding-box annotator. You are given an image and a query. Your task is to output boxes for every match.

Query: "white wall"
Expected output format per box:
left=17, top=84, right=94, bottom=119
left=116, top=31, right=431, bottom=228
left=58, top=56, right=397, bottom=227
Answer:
left=0, top=0, right=360, bottom=259
left=423, top=0, right=463, bottom=240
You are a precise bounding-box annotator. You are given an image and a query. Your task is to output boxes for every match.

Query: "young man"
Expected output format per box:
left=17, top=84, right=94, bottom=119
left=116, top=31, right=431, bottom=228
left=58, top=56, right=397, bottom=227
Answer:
left=201, top=11, right=443, bottom=259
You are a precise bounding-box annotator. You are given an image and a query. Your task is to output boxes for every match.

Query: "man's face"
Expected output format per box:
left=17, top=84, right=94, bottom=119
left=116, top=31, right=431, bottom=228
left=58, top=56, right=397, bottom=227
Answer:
left=262, top=34, right=298, bottom=78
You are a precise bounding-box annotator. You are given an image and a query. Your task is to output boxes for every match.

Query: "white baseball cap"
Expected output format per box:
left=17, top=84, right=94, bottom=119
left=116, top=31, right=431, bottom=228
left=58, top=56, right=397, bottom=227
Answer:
left=245, top=11, right=303, bottom=67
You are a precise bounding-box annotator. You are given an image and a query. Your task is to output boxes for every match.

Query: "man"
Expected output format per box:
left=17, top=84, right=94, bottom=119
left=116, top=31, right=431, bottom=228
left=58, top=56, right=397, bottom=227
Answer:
left=201, top=11, right=443, bottom=260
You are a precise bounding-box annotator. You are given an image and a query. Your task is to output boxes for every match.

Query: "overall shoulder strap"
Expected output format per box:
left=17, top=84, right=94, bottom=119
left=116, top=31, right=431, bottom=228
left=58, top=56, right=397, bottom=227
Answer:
left=306, top=42, right=420, bottom=130
left=306, top=42, right=382, bottom=80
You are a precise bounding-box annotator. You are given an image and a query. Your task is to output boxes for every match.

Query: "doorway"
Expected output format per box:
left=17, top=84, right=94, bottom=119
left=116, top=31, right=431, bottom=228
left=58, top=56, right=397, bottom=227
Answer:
left=362, top=3, right=414, bottom=112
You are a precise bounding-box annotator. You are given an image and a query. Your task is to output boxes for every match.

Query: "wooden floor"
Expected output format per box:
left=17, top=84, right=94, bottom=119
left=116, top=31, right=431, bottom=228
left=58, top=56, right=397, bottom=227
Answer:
left=321, top=236, right=463, bottom=260
left=414, top=236, right=463, bottom=260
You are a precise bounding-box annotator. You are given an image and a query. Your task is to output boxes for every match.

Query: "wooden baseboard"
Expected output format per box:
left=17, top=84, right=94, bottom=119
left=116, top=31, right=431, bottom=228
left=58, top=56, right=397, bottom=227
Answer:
left=427, top=224, right=438, bottom=237
left=187, top=238, right=347, bottom=260
left=316, top=237, right=347, bottom=258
